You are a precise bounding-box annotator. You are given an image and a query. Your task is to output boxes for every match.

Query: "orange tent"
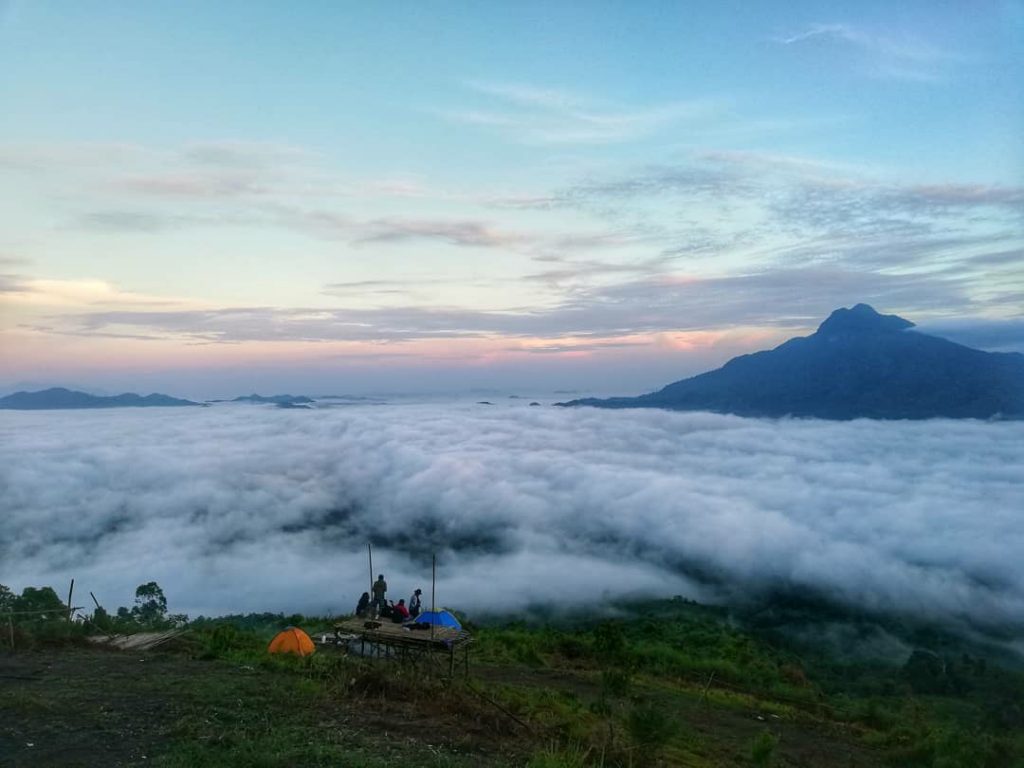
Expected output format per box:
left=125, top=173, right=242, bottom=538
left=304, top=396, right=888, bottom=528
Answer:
left=267, top=627, right=316, bottom=656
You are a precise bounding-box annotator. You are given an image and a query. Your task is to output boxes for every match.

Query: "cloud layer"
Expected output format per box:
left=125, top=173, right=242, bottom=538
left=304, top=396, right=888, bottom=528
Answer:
left=2, top=404, right=1022, bottom=636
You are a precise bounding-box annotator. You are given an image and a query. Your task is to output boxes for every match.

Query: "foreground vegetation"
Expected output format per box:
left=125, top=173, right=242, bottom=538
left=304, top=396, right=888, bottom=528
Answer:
left=2, top=583, right=1022, bottom=767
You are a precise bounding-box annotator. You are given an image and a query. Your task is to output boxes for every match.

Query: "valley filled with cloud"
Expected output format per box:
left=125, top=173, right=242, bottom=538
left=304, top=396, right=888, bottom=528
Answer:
left=2, top=403, right=1021, bottom=638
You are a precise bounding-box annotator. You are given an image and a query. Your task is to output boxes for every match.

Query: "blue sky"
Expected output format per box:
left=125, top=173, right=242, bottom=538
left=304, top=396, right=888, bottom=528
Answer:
left=1, top=1, right=1021, bottom=397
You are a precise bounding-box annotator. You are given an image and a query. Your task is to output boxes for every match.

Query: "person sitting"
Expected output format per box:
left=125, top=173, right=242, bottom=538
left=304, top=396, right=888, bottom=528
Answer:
left=409, top=588, right=422, bottom=618
left=355, top=591, right=370, bottom=617
left=394, top=598, right=410, bottom=621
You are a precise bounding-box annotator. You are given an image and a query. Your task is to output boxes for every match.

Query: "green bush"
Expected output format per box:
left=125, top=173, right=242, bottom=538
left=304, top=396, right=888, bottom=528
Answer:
left=600, top=667, right=631, bottom=699
left=526, top=742, right=594, bottom=768
left=625, top=700, right=677, bottom=764
left=750, top=729, right=779, bottom=767
left=592, top=621, right=629, bottom=667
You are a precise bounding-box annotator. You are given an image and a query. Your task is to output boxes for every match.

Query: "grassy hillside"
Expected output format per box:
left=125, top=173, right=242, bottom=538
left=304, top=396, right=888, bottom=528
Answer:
left=2, top=595, right=1022, bottom=767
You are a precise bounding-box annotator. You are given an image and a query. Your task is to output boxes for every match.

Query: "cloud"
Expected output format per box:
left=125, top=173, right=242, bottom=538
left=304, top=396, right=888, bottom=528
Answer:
left=916, top=317, right=1024, bottom=353
left=0, top=277, right=192, bottom=310
left=1, top=405, right=1021, bottom=638
left=6, top=138, right=1020, bottom=345
left=71, top=199, right=548, bottom=252
left=522, top=254, right=671, bottom=287
left=78, top=211, right=188, bottom=233
left=562, top=152, right=1024, bottom=219
left=504, top=339, right=648, bottom=355
left=445, top=81, right=718, bottom=145
left=542, top=152, right=1024, bottom=297
left=0, top=142, right=152, bottom=172
left=0, top=273, right=30, bottom=293
left=181, top=141, right=315, bottom=169
left=111, top=142, right=319, bottom=200
left=47, top=266, right=971, bottom=345
left=322, top=278, right=451, bottom=296
left=354, top=218, right=531, bottom=248
left=118, top=174, right=268, bottom=199
left=775, top=22, right=953, bottom=82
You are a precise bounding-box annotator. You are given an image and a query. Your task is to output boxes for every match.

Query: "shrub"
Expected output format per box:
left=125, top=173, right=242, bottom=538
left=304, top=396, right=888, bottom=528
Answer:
left=625, top=701, right=676, bottom=764
left=592, top=621, right=629, bottom=667
left=526, top=742, right=594, bottom=768
left=600, top=667, right=631, bottom=699
left=750, top=729, right=779, bottom=767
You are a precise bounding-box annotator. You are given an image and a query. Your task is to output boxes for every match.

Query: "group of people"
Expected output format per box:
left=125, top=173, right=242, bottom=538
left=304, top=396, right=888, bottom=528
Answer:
left=355, top=573, right=424, bottom=622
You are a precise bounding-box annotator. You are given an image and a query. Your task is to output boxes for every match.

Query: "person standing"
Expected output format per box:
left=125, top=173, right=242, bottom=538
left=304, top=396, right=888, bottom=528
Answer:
left=409, top=588, right=422, bottom=618
left=371, top=574, right=388, bottom=613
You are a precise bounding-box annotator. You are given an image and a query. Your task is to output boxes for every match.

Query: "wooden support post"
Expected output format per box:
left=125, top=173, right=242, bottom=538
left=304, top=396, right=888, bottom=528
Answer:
left=700, top=671, right=716, bottom=706
left=368, top=542, right=374, bottom=598
left=66, top=579, right=75, bottom=622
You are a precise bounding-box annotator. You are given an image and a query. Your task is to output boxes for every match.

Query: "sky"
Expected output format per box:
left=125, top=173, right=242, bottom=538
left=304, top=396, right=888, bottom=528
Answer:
left=0, top=1, right=1022, bottom=398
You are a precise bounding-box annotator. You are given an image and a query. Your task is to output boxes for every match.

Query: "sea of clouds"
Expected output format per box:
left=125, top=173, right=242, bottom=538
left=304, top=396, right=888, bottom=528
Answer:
left=1, top=402, right=1022, bottom=636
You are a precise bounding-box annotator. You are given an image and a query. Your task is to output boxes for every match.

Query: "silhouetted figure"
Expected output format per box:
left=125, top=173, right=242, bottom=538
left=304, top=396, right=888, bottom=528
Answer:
left=355, top=592, right=370, bottom=617
left=371, top=574, right=388, bottom=612
left=409, top=588, right=422, bottom=618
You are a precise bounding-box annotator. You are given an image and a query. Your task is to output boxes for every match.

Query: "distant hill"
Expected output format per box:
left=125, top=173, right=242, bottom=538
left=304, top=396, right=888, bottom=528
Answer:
left=0, top=387, right=200, bottom=410
left=231, top=394, right=315, bottom=405
left=561, top=304, right=1024, bottom=420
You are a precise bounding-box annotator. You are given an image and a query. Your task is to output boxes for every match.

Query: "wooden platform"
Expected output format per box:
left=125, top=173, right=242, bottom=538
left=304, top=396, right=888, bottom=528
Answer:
left=334, top=617, right=471, bottom=648
left=333, top=617, right=473, bottom=676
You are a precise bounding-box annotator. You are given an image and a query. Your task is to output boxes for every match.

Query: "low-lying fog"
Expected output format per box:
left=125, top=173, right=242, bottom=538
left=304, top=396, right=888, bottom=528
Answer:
left=2, top=401, right=1022, bottom=636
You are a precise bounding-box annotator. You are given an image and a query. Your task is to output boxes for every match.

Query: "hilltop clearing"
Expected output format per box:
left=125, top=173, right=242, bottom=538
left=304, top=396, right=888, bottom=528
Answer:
left=2, top=599, right=1021, bottom=767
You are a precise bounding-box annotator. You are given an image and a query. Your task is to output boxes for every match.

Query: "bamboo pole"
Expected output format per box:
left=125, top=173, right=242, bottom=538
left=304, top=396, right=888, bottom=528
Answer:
left=431, top=553, right=436, bottom=641
left=700, top=671, right=716, bottom=706
left=368, top=542, right=375, bottom=615
left=90, top=591, right=101, bottom=611
left=66, top=579, right=75, bottom=622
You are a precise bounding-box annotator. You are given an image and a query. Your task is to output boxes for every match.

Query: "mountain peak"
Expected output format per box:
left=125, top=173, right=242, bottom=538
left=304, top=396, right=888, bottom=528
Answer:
left=560, top=303, right=1024, bottom=419
left=816, top=303, right=915, bottom=336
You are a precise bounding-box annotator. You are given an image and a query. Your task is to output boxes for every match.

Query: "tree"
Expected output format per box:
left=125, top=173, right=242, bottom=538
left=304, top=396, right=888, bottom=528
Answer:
left=132, top=582, right=168, bottom=626
left=0, top=584, right=14, bottom=613
left=14, top=586, right=65, bottom=618
left=92, top=605, right=112, bottom=631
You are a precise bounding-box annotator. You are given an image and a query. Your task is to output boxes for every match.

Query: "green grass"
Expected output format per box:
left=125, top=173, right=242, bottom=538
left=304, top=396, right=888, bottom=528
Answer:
left=4, top=596, right=1024, bottom=767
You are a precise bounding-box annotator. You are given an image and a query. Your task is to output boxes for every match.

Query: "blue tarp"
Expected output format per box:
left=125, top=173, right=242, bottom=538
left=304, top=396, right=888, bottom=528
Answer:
left=414, top=610, right=461, bottom=629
